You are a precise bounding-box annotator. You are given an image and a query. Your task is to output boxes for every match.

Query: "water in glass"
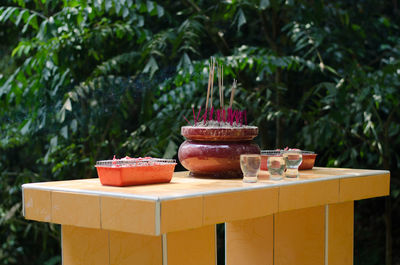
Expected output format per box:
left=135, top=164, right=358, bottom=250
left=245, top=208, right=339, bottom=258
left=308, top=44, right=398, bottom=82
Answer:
left=267, top=156, right=285, bottom=180
left=283, top=151, right=302, bottom=178
left=240, top=154, right=261, bottom=183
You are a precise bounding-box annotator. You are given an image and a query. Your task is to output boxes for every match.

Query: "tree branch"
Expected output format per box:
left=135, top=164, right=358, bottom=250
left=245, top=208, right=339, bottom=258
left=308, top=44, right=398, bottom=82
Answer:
left=184, top=0, right=202, bottom=13
left=384, top=102, right=399, bottom=129
left=258, top=11, right=278, bottom=52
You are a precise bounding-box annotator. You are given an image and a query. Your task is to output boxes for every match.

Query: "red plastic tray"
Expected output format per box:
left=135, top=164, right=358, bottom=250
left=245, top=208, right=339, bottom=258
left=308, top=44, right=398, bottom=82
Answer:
left=95, top=157, right=176, bottom=187
left=260, top=151, right=317, bottom=170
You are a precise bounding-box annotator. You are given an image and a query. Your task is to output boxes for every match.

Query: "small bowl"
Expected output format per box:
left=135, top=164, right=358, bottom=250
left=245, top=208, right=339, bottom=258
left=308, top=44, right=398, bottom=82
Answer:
left=95, top=158, right=176, bottom=186
left=260, top=151, right=317, bottom=170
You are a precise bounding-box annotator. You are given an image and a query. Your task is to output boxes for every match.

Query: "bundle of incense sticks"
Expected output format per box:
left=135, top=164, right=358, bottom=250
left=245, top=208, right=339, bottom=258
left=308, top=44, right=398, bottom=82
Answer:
left=183, top=58, right=247, bottom=126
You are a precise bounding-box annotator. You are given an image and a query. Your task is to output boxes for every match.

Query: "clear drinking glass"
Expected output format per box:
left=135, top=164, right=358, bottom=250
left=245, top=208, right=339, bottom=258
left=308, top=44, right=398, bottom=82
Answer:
left=240, top=154, right=261, bottom=183
left=283, top=149, right=303, bottom=178
left=265, top=150, right=285, bottom=180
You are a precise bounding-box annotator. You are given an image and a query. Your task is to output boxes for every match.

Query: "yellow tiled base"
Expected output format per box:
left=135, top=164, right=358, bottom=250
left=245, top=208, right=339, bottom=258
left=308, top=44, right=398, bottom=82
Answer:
left=166, top=225, right=216, bottom=265
left=62, top=225, right=109, bottom=265
left=23, top=188, right=51, bottom=222
left=58, top=202, right=356, bottom=265
left=53, top=192, right=100, bottom=229
left=62, top=225, right=216, bottom=265
left=274, top=206, right=325, bottom=265
left=109, top=231, right=162, bottom=265
left=328, top=202, right=354, bottom=265
left=23, top=168, right=387, bottom=265
left=101, top=197, right=156, bottom=235
left=203, top=188, right=278, bottom=225
left=279, top=180, right=339, bottom=212
left=340, top=174, right=390, bottom=202
left=161, top=196, right=203, bottom=233
left=226, top=215, right=273, bottom=265
left=23, top=169, right=389, bottom=235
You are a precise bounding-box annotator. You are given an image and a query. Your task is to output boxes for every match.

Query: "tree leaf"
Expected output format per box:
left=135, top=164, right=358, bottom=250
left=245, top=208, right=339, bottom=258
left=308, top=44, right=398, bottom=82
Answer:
left=39, top=114, right=46, bottom=129
left=50, top=136, right=58, bottom=149
left=20, top=119, right=31, bottom=135
left=259, top=0, right=270, bottom=10
left=93, top=0, right=102, bottom=11
left=105, top=0, right=113, bottom=12
left=0, top=7, right=17, bottom=22
left=236, top=8, right=246, bottom=31
left=22, top=13, right=38, bottom=33
left=143, top=56, right=159, bottom=77
left=115, top=0, right=122, bottom=15
left=122, top=7, right=129, bottom=18
left=15, top=9, right=28, bottom=26
left=70, top=119, right=78, bottom=133
left=76, top=13, right=83, bottom=25
left=163, top=139, right=177, bottom=158
left=146, top=1, right=154, bottom=12
left=177, top=53, right=193, bottom=74
left=2, top=203, right=21, bottom=223
left=63, top=98, right=72, bottom=111
left=60, top=125, right=68, bottom=139
left=156, top=5, right=164, bottom=18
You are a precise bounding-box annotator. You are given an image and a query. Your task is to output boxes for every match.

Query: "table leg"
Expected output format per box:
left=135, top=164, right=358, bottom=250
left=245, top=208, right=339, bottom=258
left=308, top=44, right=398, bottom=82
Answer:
left=164, top=225, right=216, bottom=265
left=226, top=215, right=273, bottom=265
left=62, top=224, right=216, bottom=265
left=327, top=201, right=353, bottom=265
left=109, top=230, right=162, bottom=265
left=226, top=202, right=354, bottom=265
left=62, top=225, right=163, bottom=265
left=275, top=206, right=325, bottom=265
left=62, top=225, right=110, bottom=265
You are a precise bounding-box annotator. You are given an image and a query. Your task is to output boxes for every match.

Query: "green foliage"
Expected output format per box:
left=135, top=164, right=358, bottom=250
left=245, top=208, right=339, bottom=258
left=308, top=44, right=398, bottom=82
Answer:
left=0, top=0, right=399, bottom=264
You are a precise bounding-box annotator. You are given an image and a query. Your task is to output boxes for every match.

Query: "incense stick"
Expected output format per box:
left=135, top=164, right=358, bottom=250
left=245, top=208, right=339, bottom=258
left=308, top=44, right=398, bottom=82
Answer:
left=210, top=63, right=214, bottom=108
left=210, top=58, right=215, bottom=110
left=229, top=79, right=237, bottom=108
left=221, top=65, right=224, bottom=107
left=218, top=64, right=222, bottom=109
left=205, top=60, right=211, bottom=115
left=183, top=115, right=192, bottom=125
left=182, top=58, right=247, bottom=127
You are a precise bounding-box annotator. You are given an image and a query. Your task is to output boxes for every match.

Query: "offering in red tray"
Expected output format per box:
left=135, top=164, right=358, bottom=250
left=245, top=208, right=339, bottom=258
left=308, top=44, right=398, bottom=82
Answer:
left=95, top=156, right=176, bottom=186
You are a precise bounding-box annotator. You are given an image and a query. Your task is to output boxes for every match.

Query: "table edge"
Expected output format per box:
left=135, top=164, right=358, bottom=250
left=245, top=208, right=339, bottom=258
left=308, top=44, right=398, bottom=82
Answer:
left=22, top=168, right=390, bottom=202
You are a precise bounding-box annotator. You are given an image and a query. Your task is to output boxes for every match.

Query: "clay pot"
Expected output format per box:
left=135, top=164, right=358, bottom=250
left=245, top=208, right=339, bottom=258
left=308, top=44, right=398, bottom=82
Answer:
left=178, top=126, right=260, bottom=178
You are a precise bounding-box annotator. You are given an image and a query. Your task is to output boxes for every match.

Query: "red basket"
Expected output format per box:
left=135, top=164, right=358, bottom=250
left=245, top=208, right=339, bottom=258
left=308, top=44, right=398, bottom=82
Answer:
left=260, top=151, right=317, bottom=170
left=95, top=157, right=176, bottom=187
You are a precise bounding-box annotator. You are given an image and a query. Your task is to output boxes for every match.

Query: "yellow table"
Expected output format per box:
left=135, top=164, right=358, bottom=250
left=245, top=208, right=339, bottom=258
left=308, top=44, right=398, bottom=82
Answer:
left=22, top=167, right=390, bottom=265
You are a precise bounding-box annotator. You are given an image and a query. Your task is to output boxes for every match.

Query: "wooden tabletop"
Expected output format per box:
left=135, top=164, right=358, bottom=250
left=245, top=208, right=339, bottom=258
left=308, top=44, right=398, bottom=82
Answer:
left=22, top=167, right=390, bottom=236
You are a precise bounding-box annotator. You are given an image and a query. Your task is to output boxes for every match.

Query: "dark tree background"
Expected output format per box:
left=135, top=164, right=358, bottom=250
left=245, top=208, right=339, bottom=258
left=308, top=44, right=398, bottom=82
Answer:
left=0, top=0, right=399, bottom=264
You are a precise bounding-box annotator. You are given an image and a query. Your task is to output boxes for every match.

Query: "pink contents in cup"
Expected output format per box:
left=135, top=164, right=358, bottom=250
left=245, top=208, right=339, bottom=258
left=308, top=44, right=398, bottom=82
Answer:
left=288, top=154, right=301, bottom=160
left=271, top=160, right=281, bottom=168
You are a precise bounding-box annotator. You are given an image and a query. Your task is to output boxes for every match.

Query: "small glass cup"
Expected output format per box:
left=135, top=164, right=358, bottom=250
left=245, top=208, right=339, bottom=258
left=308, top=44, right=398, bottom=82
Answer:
left=264, top=150, right=285, bottom=180
left=240, top=154, right=261, bottom=183
left=283, top=149, right=303, bottom=178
